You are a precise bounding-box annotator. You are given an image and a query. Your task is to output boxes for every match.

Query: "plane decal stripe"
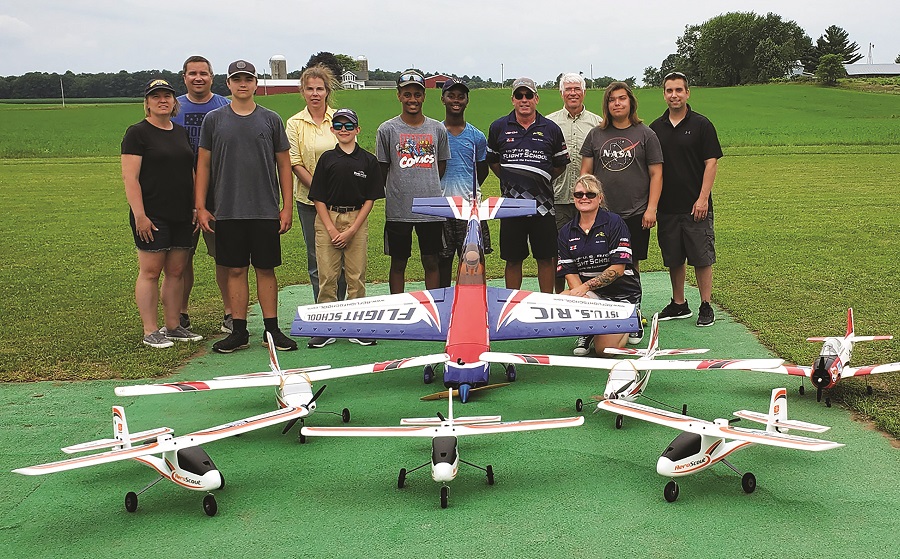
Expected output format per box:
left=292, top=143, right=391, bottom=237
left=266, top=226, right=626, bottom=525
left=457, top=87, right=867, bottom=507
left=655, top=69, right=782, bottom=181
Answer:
left=411, top=291, right=441, bottom=329
left=21, top=442, right=162, bottom=471
left=496, top=290, right=530, bottom=328
left=161, top=382, right=212, bottom=391
left=508, top=354, right=551, bottom=365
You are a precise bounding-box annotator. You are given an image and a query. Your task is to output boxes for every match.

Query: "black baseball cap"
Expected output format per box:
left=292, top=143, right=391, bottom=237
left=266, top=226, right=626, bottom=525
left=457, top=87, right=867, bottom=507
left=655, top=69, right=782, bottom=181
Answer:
left=441, top=78, right=469, bottom=94
left=144, top=78, right=176, bottom=97
left=227, top=60, right=257, bottom=79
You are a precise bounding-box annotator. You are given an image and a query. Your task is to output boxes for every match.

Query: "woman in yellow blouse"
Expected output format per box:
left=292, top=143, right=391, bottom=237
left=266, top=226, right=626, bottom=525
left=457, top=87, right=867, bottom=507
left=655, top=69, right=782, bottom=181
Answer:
left=285, top=64, right=345, bottom=303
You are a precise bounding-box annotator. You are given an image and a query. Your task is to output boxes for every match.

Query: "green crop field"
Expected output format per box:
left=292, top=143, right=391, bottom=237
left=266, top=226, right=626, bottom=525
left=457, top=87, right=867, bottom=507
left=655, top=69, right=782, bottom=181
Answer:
left=1, top=83, right=899, bottom=436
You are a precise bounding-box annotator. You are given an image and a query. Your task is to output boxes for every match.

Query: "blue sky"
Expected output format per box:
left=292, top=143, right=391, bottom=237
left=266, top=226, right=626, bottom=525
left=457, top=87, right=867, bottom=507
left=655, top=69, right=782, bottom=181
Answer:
left=1, top=1, right=896, bottom=83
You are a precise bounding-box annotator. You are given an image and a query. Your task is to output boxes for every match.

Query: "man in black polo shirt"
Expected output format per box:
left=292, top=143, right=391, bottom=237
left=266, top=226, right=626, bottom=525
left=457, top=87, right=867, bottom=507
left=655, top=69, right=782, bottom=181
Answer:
left=649, top=72, right=723, bottom=327
left=487, top=77, right=570, bottom=293
left=308, top=108, right=384, bottom=347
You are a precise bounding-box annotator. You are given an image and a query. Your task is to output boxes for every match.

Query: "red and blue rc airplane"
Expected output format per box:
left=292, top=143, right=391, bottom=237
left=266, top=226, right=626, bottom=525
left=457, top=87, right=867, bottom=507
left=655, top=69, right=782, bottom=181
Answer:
left=291, top=185, right=639, bottom=403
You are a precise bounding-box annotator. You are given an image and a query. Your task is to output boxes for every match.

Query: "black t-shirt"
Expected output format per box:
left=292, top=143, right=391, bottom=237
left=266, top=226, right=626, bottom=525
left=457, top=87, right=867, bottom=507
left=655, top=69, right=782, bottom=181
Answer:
left=121, top=119, right=194, bottom=222
left=649, top=106, right=723, bottom=214
left=309, top=144, right=385, bottom=207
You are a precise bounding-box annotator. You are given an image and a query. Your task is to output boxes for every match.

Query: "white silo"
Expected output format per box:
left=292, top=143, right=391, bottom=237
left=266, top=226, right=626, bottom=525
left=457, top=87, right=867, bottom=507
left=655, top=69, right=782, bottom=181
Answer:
left=269, top=55, right=287, bottom=79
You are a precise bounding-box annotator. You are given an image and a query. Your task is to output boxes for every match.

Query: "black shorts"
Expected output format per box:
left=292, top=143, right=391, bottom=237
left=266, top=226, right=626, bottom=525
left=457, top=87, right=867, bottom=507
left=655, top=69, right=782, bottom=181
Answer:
left=130, top=214, right=194, bottom=252
left=499, top=213, right=558, bottom=261
left=384, top=221, right=445, bottom=259
left=440, top=219, right=492, bottom=259
left=621, top=214, right=651, bottom=261
left=214, top=219, right=282, bottom=269
left=657, top=212, right=716, bottom=268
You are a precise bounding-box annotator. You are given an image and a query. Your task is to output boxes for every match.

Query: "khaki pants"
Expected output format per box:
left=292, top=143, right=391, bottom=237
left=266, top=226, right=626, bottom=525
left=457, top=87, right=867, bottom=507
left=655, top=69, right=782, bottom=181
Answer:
left=314, top=210, right=368, bottom=303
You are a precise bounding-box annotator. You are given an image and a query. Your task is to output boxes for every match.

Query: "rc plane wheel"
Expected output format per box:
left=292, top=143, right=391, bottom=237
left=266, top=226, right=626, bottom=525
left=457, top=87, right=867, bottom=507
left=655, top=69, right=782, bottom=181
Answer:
left=341, top=408, right=351, bottom=423
left=741, top=472, right=757, bottom=494
left=575, top=399, right=583, bottom=412
left=124, top=491, right=138, bottom=513
left=486, top=465, right=495, bottom=486
left=615, top=415, right=624, bottom=430
left=825, top=398, right=832, bottom=408
left=398, top=468, right=407, bottom=489
left=203, top=494, right=218, bottom=517
left=799, top=385, right=805, bottom=396
left=664, top=481, right=679, bottom=503
left=867, top=385, right=873, bottom=396
left=298, top=432, right=307, bottom=444
left=505, top=365, right=517, bottom=382
left=440, top=485, right=449, bottom=509
left=424, top=365, right=435, bottom=385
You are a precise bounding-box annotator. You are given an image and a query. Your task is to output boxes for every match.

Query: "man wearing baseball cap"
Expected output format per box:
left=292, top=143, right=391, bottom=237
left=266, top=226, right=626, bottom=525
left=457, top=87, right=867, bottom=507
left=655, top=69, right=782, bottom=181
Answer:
left=376, top=69, right=450, bottom=294
left=486, top=77, right=570, bottom=293
left=195, top=59, right=297, bottom=353
left=437, top=77, right=491, bottom=288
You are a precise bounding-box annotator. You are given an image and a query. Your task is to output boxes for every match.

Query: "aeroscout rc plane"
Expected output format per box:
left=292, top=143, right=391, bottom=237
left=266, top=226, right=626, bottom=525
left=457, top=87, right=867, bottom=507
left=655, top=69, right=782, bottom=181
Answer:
left=292, top=189, right=639, bottom=403
left=597, top=388, right=843, bottom=502
left=116, top=332, right=449, bottom=442
left=750, top=308, right=900, bottom=407
left=482, top=313, right=783, bottom=428
left=12, top=404, right=313, bottom=516
left=301, top=391, right=584, bottom=508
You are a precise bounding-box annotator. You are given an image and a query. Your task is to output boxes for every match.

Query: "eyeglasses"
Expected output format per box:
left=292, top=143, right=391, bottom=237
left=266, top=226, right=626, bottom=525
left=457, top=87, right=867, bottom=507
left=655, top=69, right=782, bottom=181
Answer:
left=573, top=191, right=598, bottom=199
left=399, top=73, right=425, bottom=84
left=663, top=71, right=687, bottom=81
left=513, top=90, right=535, bottom=100
left=332, top=122, right=357, bottom=131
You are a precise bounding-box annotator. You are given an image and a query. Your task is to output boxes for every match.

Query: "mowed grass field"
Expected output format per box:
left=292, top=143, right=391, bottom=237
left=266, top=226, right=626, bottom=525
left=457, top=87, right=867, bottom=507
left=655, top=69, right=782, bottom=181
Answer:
left=1, top=83, right=899, bottom=435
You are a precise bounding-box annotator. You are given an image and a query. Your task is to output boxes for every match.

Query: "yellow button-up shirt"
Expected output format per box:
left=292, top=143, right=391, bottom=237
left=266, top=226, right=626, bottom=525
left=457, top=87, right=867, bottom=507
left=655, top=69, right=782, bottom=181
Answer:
left=285, top=106, right=336, bottom=205
left=547, top=106, right=602, bottom=205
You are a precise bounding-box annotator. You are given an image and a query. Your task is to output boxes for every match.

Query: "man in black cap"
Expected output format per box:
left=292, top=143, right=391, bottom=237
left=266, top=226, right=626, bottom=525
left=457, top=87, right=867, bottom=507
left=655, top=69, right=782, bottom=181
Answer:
left=195, top=60, right=297, bottom=353
left=487, top=77, right=569, bottom=293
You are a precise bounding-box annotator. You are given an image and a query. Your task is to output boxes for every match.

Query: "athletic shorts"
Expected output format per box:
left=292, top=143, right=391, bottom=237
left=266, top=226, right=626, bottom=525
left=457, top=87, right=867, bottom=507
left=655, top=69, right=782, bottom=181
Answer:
left=383, top=221, right=445, bottom=259
left=214, top=219, right=282, bottom=269
left=499, top=213, right=558, bottom=261
left=657, top=212, right=716, bottom=268
left=621, top=214, right=651, bottom=261
left=440, top=219, right=492, bottom=259
left=130, top=213, right=193, bottom=252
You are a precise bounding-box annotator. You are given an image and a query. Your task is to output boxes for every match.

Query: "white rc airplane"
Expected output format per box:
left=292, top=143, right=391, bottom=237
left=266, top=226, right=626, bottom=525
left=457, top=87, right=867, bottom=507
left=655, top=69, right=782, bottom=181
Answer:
left=116, top=332, right=450, bottom=442
left=481, top=313, right=783, bottom=428
left=291, top=182, right=639, bottom=403
left=597, top=388, right=843, bottom=502
left=13, top=404, right=315, bottom=516
left=750, top=308, right=900, bottom=407
left=300, top=392, right=584, bottom=508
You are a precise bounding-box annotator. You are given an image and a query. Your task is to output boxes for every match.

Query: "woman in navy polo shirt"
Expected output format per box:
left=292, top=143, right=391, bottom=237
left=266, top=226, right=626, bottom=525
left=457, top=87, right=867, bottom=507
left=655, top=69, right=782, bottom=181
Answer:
left=557, top=174, right=642, bottom=356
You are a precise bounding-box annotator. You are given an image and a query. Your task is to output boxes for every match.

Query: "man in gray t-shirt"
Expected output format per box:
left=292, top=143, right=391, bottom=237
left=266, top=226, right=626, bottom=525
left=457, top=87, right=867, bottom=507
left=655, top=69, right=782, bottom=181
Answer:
left=376, top=70, right=450, bottom=293
left=195, top=59, right=297, bottom=354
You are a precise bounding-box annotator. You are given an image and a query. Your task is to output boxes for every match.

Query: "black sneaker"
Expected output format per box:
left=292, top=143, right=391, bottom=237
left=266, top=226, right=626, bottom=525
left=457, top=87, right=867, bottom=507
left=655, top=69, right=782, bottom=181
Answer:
left=658, top=299, right=692, bottom=321
left=308, top=336, right=336, bottom=349
left=213, top=330, right=250, bottom=354
left=264, top=329, right=298, bottom=351
left=573, top=335, right=593, bottom=356
left=179, top=313, right=191, bottom=329
left=349, top=338, right=377, bottom=346
left=697, top=302, right=715, bottom=327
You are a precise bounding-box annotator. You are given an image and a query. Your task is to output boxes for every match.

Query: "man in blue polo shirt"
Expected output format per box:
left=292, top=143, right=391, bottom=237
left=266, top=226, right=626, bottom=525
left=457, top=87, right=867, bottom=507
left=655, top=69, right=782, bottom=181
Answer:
left=487, top=77, right=570, bottom=293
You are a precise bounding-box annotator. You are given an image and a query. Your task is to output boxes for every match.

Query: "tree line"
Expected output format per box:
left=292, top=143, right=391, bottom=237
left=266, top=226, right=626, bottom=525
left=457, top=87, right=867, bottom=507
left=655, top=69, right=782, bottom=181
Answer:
left=643, top=14, right=872, bottom=87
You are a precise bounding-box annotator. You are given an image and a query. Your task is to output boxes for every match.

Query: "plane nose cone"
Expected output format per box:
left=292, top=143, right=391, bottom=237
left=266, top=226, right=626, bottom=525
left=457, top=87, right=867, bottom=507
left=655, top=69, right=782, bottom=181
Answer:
left=432, top=462, right=456, bottom=482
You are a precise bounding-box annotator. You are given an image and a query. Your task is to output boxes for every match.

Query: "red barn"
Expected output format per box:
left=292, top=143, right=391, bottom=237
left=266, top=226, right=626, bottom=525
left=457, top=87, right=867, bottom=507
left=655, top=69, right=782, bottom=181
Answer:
left=424, top=74, right=454, bottom=89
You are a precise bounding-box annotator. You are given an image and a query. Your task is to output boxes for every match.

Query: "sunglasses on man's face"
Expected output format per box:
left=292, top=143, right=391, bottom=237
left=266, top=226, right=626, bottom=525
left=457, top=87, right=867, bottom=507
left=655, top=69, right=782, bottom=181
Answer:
left=573, top=191, right=598, bottom=199
left=332, top=122, right=357, bottom=131
left=513, top=90, right=535, bottom=100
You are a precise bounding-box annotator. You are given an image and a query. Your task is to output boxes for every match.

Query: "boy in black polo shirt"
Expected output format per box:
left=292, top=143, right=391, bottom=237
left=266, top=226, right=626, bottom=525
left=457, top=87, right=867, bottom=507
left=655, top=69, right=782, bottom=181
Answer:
left=307, top=108, right=385, bottom=348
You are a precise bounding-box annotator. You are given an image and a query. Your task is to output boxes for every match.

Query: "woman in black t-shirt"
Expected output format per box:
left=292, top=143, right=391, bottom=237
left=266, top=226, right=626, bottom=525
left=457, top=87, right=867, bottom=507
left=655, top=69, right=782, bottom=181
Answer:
left=121, top=78, right=202, bottom=348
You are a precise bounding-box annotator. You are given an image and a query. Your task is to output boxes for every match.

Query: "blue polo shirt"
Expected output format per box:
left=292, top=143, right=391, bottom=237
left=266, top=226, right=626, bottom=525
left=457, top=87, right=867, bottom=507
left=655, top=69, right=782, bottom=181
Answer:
left=557, top=209, right=641, bottom=302
left=486, top=111, right=569, bottom=215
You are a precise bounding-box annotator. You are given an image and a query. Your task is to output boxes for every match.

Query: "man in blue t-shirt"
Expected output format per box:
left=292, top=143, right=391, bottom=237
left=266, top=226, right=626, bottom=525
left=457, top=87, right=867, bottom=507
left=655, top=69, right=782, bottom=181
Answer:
left=437, top=78, right=491, bottom=287
left=487, top=77, right=570, bottom=293
left=171, top=55, right=232, bottom=335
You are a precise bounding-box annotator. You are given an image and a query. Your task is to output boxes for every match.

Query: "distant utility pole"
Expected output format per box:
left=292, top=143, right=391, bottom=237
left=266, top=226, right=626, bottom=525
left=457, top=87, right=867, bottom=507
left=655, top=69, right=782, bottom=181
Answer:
left=59, top=77, right=65, bottom=108
left=868, top=43, right=875, bottom=64
left=501, top=63, right=504, bottom=86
